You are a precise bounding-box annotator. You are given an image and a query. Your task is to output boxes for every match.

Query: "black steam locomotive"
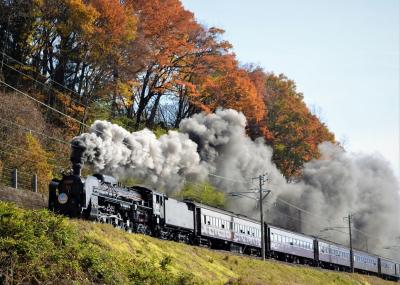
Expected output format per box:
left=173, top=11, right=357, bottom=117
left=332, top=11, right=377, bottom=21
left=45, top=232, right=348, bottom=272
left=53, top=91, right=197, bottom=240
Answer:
left=48, top=143, right=400, bottom=281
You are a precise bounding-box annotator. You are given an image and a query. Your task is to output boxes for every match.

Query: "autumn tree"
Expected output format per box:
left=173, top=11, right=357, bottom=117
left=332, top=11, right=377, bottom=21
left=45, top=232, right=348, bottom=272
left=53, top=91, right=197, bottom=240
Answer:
left=119, top=0, right=231, bottom=129
left=263, top=73, right=335, bottom=178
left=187, top=55, right=266, bottom=133
left=0, top=0, right=137, bottom=133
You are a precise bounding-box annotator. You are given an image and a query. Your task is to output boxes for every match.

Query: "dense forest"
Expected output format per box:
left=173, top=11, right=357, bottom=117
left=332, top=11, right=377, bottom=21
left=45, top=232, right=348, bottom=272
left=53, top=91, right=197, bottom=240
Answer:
left=0, top=0, right=334, bottom=195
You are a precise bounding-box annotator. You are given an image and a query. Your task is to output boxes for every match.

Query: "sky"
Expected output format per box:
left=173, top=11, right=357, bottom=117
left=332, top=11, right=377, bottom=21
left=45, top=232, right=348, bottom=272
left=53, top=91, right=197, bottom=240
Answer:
left=181, top=0, right=400, bottom=177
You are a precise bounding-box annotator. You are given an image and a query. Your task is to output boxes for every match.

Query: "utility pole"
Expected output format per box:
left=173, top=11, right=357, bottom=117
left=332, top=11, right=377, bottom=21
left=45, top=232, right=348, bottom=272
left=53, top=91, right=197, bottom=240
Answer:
left=258, top=175, right=265, bottom=260
left=344, top=214, right=354, bottom=273
left=228, top=174, right=271, bottom=261
left=255, top=174, right=270, bottom=261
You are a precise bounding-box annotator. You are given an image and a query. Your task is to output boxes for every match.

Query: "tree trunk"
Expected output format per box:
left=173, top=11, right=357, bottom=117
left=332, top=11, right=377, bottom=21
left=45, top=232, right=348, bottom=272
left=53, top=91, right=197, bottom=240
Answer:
left=146, top=93, right=162, bottom=128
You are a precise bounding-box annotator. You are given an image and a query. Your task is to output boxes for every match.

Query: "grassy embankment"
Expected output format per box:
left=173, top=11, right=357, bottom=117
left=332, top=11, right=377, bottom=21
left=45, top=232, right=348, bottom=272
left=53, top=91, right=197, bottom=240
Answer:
left=0, top=201, right=396, bottom=285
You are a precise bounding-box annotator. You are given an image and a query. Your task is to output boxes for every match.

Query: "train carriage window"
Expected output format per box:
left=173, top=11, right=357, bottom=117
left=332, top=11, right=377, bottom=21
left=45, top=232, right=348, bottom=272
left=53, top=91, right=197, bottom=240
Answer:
left=203, top=215, right=206, bottom=224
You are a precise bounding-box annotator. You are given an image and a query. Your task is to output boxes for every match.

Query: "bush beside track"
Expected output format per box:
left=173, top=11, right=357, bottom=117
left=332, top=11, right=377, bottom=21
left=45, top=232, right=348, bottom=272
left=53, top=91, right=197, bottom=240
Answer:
left=0, top=201, right=396, bottom=285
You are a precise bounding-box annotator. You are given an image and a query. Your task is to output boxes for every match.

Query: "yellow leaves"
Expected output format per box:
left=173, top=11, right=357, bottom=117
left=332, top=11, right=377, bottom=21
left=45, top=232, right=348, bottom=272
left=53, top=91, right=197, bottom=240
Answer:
left=13, top=133, right=56, bottom=193
left=117, top=81, right=134, bottom=106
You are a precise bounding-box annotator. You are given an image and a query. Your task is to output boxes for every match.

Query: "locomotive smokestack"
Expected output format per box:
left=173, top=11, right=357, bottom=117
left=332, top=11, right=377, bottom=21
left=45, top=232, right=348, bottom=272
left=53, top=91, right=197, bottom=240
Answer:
left=70, top=140, right=86, bottom=176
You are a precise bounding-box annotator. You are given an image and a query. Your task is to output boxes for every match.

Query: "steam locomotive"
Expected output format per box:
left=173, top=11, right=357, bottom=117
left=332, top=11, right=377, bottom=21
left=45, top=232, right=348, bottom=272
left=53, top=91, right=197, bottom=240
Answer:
left=48, top=143, right=400, bottom=281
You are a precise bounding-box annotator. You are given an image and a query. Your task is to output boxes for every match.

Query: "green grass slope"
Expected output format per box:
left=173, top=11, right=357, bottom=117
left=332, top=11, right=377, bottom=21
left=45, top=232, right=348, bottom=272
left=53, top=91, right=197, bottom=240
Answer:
left=0, top=201, right=396, bottom=285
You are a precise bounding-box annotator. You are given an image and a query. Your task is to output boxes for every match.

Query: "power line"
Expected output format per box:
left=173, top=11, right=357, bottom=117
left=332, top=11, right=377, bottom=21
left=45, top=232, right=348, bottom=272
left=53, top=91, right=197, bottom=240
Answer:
left=0, top=79, right=89, bottom=130
left=207, top=173, right=248, bottom=184
left=0, top=149, right=64, bottom=170
left=1, top=60, right=88, bottom=108
left=0, top=117, right=70, bottom=145
left=1, top=165, right=37, bottom=178
left=0, top=51, right=92, bottom=105
left=0, top=141, right=69, bottom=163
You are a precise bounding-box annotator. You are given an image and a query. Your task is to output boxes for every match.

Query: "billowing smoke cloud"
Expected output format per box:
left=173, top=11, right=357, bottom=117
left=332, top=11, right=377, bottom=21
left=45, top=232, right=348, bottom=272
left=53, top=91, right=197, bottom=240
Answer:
left=295, top=143, right=400, bottom=258
left=72, top=109, right=400, bottom=259
left=72, top=121, right=208, bottom=192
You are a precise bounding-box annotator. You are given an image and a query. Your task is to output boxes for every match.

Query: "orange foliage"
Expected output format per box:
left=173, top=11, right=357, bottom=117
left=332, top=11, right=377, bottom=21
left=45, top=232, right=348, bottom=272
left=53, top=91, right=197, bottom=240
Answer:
left=192, top=55, right=266, bottom=129
left=263, top=73, right=335, bottom=177
left=89, top=0, right=137, bottom=62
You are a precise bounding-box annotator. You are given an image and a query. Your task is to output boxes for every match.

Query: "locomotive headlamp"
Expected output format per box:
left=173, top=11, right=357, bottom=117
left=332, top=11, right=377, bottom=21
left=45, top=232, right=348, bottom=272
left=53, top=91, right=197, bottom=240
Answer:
left=58, top=193, right=68, bottom=204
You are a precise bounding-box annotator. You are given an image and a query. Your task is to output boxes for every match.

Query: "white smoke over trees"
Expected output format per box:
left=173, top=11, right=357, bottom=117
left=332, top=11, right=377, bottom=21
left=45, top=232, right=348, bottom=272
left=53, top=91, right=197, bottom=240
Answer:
left=72, top=109, right=400, bottom=259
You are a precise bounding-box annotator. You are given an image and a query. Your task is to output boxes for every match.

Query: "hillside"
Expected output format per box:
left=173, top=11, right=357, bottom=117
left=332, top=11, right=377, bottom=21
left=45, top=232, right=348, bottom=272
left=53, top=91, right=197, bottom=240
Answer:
left=0, top=201, right=396, bottom=285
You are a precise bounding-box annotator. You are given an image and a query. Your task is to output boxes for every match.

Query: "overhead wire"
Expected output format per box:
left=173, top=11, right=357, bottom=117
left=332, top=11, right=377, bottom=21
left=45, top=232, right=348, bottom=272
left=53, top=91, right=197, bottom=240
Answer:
left=0, top=79, right=89, bottom=129
left=1, top=60, right=88, bottom=108
left=0, top=117, right=70, bottom=145
left=0, top=141, right=69, bottom=163
left=0, top=51, right=92, bottom=106
left=0, top=149, right=64, bottom=170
